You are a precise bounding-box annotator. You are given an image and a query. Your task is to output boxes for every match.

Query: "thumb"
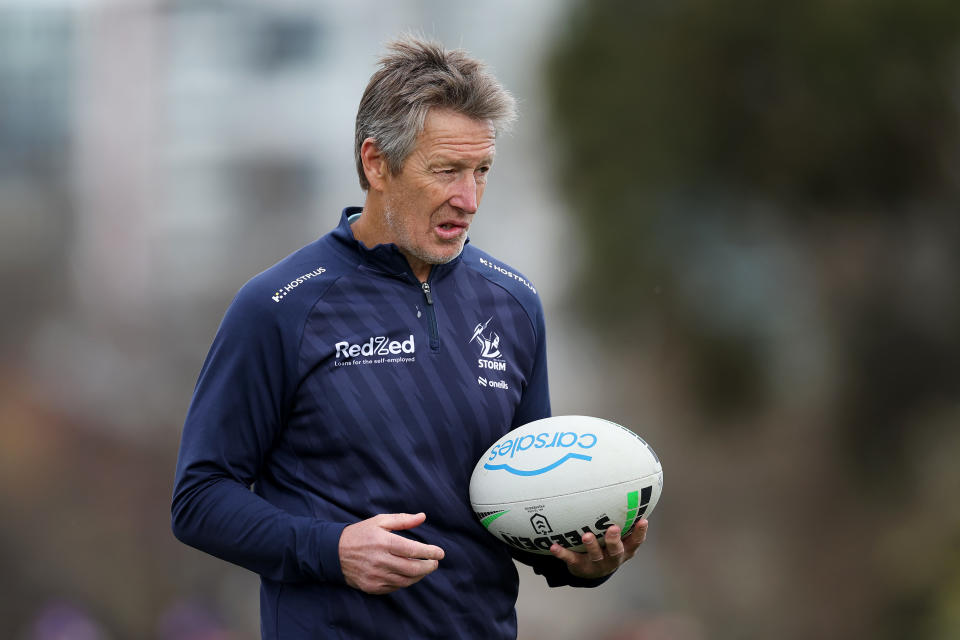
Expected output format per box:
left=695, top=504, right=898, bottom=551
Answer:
left=376, top=512, right=428, bottom=531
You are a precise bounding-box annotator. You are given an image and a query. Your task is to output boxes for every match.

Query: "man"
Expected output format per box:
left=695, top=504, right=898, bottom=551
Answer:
left=172, top=36, right=648, bottom=639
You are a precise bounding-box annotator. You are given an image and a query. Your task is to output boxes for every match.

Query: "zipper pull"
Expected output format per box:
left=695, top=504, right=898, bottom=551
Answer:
left=421, top=282, right=434, bottom=305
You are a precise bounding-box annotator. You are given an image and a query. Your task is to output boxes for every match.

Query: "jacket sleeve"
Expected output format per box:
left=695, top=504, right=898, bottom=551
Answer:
left=511, top=548, right=613, bottom=588
left=508, top=295, right=611, bottom=588
left=511, top=291, right=552, bottom=428
left=171, top=288, right=348, bottom=584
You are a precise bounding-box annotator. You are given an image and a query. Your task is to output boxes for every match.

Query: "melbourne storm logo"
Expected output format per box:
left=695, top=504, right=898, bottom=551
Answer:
left=470, top=317, right=507, bottom=373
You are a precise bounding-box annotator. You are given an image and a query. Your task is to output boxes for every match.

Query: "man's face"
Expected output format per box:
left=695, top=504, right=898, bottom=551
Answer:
left=381, top=109, right=496, bottom=272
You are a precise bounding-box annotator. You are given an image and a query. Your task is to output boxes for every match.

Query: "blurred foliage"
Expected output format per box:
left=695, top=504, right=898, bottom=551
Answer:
left=545, top=0, right=960, bottom=463
left=546, top=1, right=960, bottom=638
left=552, top=0, right=960, bottom=196
left=547, top=0, right=960, bottom=321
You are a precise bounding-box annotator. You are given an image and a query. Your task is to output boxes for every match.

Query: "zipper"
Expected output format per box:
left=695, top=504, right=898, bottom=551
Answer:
left=421, top=282, right=434, bottom=305
left=420, top=281, right=440, bottom=352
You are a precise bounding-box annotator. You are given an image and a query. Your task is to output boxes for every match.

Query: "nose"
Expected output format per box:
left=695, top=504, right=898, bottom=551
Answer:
left=449, top=173, right=480, bottom=214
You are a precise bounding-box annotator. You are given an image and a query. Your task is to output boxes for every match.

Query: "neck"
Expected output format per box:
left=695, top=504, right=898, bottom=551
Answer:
left=405, top=259, right=432, bottom=283
left=350, top=196, right=432, bottom=283
left=349, top=192, right=386, bottom=250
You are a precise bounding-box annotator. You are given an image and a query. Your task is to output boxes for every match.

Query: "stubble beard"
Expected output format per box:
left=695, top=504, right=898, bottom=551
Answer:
left=383, top=202, right=466, bottom=266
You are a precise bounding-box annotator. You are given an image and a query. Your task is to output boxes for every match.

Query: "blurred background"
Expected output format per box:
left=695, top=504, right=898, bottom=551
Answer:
left=1, top=0, right=959, bottom=638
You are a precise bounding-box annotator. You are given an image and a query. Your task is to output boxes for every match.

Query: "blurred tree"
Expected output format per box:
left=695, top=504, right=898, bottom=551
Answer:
left=546, top=1, right=960, bottom=638
left=547, top=0, right=960, bottom=465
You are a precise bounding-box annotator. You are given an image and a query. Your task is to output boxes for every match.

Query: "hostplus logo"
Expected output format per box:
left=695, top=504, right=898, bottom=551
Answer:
left=470, top=316, right=509, bottom=385
left=271, top=266, right=326, bottom=303
left=478, top=257, right=536, bottom=295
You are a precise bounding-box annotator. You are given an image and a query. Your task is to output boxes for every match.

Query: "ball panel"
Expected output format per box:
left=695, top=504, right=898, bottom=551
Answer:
left=472, top=471, right=662, bottom=555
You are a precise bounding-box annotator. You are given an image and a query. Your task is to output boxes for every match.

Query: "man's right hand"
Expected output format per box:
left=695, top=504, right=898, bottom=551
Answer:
left=339, top=512, right=445, bottom=594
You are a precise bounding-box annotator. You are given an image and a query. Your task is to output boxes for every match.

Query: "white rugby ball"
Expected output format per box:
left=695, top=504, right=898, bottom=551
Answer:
left=470, top=415, right=662, bottom=555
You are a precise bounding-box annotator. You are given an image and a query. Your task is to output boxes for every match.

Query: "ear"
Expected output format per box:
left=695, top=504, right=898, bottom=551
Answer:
left=360, top=138, right=389, bottom=192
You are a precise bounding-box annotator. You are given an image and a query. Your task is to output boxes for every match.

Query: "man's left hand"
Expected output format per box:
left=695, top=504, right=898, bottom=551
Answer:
left=549, top=519, right=648, bottom=579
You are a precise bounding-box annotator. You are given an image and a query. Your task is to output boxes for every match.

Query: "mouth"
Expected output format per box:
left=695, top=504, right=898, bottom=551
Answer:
left=435, top=220, right=469, bottom=241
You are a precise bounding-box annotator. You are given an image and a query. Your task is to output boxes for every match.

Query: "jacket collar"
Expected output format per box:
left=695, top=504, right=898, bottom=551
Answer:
left=331, top=206, right=467, bottom=281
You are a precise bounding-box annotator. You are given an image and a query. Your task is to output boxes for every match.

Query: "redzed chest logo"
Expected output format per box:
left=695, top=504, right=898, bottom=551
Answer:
left=332, top=335, right=416, bottom=368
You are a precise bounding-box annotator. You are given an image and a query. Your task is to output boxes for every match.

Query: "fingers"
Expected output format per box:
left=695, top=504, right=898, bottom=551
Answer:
left=375, top=513, right=444, bottom=563
left=581, top=531, right=607, bottom=562
left=355, top=557, right=440, bottom=595
left=549, top=520, right=651, bottom=580
left=387, top=533, right=445, bottom=561
left=548, top=541, right=580, bottom=565
left=364, top=553, right=438, bottom=595
left=602, top=525, right=626, bottom=558
left=375, top=511, right=427, bottom=531
left=386, top=555, right=440, bottom=579
left=340, top=512, right=446, bottom=595
left=624, top=519, right=649, bottom=551
left=548, top=530, right=610, bottom=568
left=376, top=512, right=445, bottom=560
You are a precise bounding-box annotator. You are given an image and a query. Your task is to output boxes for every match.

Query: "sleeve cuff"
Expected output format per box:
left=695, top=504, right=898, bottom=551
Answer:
left=510, top=548, right=614, bottom=588
left=307, top=520, right=351, bottom=584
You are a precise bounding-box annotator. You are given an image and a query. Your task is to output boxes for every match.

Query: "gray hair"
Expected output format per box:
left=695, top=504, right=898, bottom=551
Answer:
left=354, top=36, right=517, bottom=190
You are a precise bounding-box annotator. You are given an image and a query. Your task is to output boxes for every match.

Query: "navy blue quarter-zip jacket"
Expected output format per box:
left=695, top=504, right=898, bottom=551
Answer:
left=172, top=208, right=606, bottom=639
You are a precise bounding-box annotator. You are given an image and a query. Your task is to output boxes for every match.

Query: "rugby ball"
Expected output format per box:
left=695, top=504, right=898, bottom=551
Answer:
left=469, top=415, right=662, bottom=555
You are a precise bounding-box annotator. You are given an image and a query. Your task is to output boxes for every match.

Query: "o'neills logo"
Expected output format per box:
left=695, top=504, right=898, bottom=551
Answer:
left=333, top=335, right=416, bottom=368
left=271, top=267, right=326, bottom=302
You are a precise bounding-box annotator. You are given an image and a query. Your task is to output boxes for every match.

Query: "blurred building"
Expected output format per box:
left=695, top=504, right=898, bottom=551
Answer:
left=1, top=1, right=659, bottom=638
left=1, top=0, right=589, bottom=439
